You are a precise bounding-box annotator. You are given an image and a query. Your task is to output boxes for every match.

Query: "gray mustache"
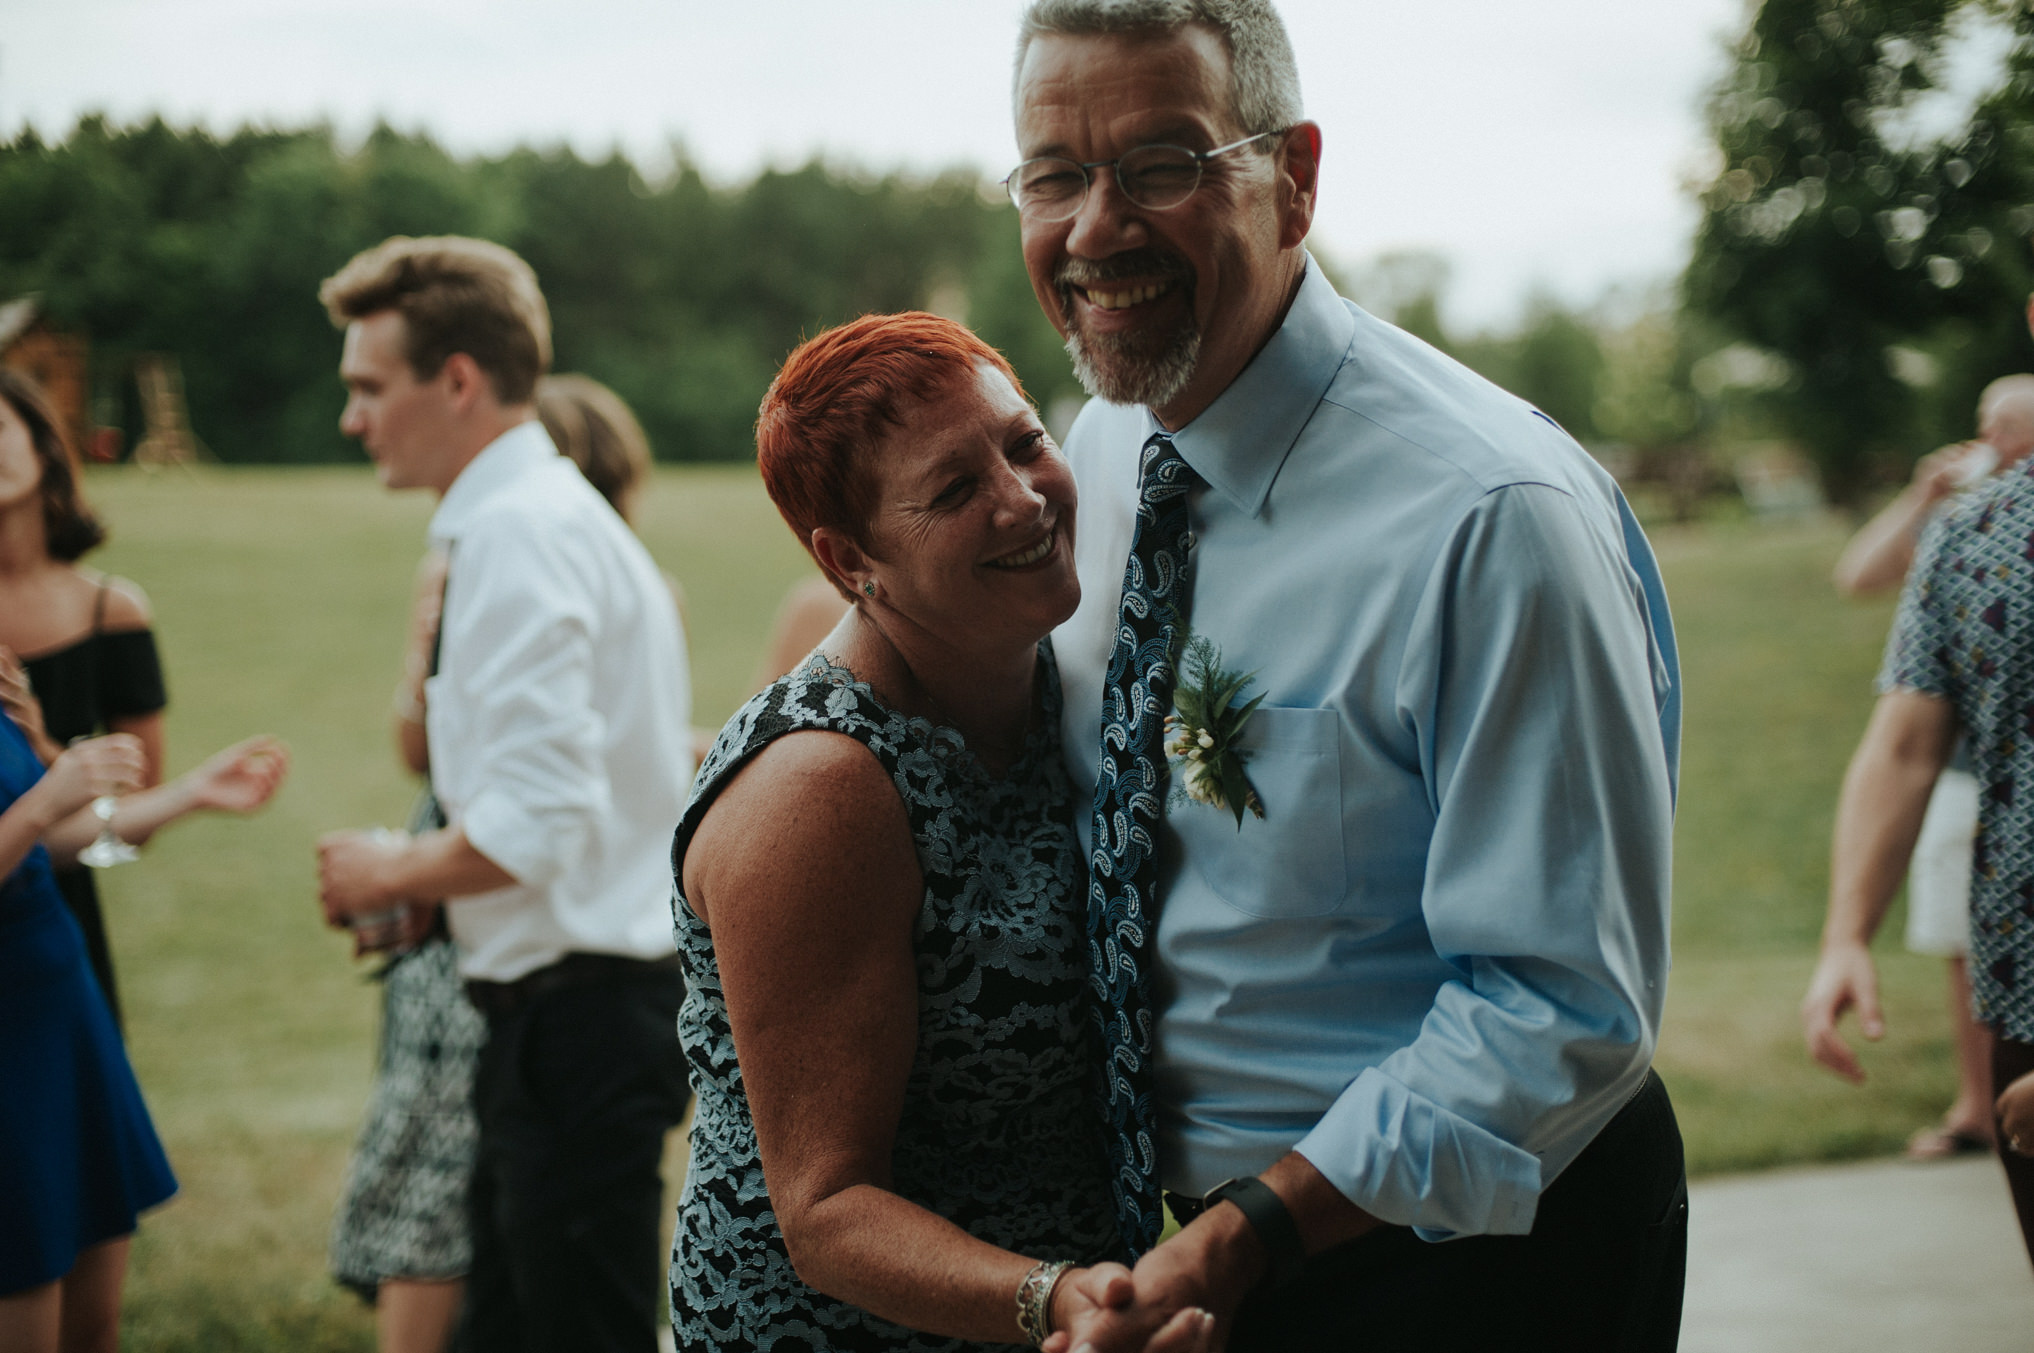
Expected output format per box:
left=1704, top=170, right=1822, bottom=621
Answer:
left=1055, top=251, right=1193, bottom=289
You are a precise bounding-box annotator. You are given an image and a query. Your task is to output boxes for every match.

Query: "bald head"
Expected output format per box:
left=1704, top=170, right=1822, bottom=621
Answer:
left=1980, top=374, right=2034, bottom=465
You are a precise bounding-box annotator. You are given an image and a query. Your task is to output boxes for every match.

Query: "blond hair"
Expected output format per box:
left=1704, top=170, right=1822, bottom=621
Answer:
left=538, top=374, right=653, bottom=523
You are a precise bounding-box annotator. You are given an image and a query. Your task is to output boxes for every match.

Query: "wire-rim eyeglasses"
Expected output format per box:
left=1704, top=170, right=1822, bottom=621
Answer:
left=1003, top=131, right=1282, bottom=222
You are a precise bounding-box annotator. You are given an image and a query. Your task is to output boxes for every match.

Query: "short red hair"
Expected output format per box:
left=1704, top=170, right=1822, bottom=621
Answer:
left=757, top=312, right=1026, bottom=597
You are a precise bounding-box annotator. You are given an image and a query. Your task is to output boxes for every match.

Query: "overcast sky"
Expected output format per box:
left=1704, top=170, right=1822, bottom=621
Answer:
left=2, top=0, right=1754, bottom=330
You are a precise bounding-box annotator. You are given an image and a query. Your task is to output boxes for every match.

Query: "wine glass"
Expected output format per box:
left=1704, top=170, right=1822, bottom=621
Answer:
left=347, top=827, right=414, bottom=953
left=77, top=794, right=140, bottom=868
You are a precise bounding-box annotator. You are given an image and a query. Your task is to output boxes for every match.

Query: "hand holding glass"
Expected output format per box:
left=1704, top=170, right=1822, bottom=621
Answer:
left=53, top=735, right=146, bottom=869
left=1951, top=442, right=2000, bottom=489
left=348, top=829, right=414, bottom=953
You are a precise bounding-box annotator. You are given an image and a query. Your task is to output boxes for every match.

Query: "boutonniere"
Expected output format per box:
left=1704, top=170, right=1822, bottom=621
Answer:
left=1164, top=626, right=1266, bottom=828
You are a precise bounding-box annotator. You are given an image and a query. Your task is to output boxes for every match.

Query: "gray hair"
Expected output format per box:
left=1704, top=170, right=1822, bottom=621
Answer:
left=1015, top=0, right=1304, bottom=136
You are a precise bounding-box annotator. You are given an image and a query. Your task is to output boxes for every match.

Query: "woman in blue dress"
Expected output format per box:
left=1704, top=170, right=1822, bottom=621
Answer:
left=0, top=363, right=289, bottom=1352
left=0, top=723, right=160, bottom=1352
left=0, top=726, right=286, bottom=1353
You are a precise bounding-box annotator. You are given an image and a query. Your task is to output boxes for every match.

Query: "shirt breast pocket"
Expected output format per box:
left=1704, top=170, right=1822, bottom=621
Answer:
left=1184, top=706, right=1347, bottom=919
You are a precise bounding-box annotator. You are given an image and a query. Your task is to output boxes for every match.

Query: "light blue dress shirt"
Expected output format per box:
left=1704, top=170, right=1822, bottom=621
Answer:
left=1052, top=258, right=1679, bottom=1241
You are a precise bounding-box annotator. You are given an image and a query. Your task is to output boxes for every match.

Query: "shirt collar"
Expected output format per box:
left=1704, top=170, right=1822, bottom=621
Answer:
left=1157, top=253, right=1355, bottom=517
left=428, top=420, right=559, bottom=546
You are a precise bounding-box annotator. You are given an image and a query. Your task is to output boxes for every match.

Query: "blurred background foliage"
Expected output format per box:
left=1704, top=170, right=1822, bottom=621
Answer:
left=1687, top=0, right=2034, bottom=505
left=0, top=119, right=1075, bottom=465
left=3, top=0, right=2034, bottom=507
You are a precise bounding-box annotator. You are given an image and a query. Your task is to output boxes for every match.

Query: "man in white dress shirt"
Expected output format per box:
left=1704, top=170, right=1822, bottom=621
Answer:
left=314, top=236, right=692, bottom=1353
left=1012, top=4, right=1685, bottom=1349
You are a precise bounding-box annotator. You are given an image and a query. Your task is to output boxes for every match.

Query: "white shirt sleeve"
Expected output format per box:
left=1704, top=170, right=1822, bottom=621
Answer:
left=439, top=513, right=610, bottom=890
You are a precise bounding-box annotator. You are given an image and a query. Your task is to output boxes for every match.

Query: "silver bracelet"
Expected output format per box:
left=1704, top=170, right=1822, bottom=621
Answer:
left=1015, top=1258, right=1073, bottom=1347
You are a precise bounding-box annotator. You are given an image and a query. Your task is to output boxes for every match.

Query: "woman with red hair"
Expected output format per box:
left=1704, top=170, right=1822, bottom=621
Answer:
left=668, top=314, right=1207, bottom=1351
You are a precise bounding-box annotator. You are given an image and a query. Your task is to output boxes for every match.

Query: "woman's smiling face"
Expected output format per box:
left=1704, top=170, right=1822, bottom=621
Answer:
left=853, top=361, right=1080, bottom=655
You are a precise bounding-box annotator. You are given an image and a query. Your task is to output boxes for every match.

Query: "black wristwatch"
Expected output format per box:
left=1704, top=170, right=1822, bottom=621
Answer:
left=1202, top=1175, right=1306, bottom=1291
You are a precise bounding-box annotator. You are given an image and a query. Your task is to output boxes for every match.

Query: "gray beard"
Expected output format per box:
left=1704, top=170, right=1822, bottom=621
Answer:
left=1063, top=317, right=1202, bottom=410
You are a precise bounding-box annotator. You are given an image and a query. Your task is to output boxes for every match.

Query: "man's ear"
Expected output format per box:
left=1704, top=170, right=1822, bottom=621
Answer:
left=440, top=352, right=493, bottom=415
left=810, top=527, right=869, bottom=598
left=1277, top=122, right=1323, bottom=251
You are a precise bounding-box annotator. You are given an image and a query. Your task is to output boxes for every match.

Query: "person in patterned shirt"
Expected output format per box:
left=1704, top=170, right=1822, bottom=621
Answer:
left=1803, top=374, right=2034, bottom=1263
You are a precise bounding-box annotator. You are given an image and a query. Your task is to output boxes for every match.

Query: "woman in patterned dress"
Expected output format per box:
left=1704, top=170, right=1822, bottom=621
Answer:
left=668, top=314, right=1212, bottom=1352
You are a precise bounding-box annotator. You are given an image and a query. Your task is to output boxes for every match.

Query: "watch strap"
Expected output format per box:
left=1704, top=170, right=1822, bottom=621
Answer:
left=1203, top=1175, right=1306, bottom=1291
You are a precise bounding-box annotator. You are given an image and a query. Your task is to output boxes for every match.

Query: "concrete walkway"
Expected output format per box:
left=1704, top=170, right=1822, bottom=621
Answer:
left=1683, top=1154, right=2033, bottom=1351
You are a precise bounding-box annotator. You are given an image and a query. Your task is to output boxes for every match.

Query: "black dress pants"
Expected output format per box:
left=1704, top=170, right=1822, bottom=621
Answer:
left=1229, top=1070, right=1687, bottom=1353
left=465, top=961, right=690, bottom=1353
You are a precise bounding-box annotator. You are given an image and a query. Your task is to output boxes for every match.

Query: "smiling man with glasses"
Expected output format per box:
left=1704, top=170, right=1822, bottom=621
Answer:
left=1019, top=3, right=1689, bottom=1351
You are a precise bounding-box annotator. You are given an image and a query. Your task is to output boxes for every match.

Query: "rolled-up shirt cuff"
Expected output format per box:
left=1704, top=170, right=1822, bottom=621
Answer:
left=1293, top=1066, right=1544, bottom=1241
left=460, top=793, right=578, bottom=889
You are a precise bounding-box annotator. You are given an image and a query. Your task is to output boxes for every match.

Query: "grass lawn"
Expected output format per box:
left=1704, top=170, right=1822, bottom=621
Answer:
left=65, top=467, right=1962, bottom=1348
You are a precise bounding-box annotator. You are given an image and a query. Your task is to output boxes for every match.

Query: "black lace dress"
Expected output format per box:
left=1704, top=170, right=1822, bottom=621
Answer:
left=668, top=651, right=1121, bottom=1352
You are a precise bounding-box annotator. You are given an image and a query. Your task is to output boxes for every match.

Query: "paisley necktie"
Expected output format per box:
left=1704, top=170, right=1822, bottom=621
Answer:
left=1087, top=430, right=1200, bottom=1256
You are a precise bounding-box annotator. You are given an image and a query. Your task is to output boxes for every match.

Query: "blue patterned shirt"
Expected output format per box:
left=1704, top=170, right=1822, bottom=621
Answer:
left=1054, top=259, right=1681, bottom=1240
left=1881, top=464, right=2034, bottom=1041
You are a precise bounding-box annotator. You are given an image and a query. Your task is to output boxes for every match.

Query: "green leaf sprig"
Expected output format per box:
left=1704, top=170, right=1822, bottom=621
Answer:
left=1163, top=628, right=1266, bottom=828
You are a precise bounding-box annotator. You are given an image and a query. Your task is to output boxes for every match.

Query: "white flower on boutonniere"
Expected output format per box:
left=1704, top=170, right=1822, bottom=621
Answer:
left=1164, top=627, right=1266, bottom=828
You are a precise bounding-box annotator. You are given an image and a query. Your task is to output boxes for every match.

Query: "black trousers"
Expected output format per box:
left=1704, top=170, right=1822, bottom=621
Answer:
left=1228, top=1070, right=1687, bottom=1352
left=465, top=961, right=690, bottom=1353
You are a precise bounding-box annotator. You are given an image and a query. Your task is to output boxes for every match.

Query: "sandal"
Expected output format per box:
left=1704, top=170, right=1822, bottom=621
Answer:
left=1905, top=1123, right=1994, bottom=1160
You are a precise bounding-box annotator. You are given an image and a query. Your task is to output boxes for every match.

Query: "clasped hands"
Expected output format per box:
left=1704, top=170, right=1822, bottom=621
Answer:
left=1044, top=1208, right=1267, bottom=1353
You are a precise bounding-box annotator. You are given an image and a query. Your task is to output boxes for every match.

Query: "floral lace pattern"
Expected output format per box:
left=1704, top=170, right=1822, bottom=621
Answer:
left=668, top=650, right=1121, bottom=1352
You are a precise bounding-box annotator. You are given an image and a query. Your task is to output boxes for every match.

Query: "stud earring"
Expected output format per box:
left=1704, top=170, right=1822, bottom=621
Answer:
left=862, top=580, right=876, bottom=598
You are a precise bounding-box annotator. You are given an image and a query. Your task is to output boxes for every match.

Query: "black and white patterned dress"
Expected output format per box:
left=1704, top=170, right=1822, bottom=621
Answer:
left=668, top=651, right=1122, bottom=1352
left=327, top=936, right=486, bottom=1294
left=328, top=796, right=487, bottom=1296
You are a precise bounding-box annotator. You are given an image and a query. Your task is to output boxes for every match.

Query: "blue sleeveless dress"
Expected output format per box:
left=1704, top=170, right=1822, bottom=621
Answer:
left=0, top=717, right=176, bottom=1293
left=668, top=651, right=1121, bottom=1351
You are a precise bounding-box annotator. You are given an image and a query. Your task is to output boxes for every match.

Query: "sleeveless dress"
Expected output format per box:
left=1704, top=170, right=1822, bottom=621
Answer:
left=668, top=651, right=1121, bottom=1352
left=0, top=714, right=177, bottom=1294
left=21, top=584, right=167, bottom=1032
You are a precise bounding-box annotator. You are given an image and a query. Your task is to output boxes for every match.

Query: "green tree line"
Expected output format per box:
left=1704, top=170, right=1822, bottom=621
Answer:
left=15, top=0, right=2034, bottom=501
left=1360, top=0, right=2034, bottom=511
left=1687, top=0, right=2034, bottom=505
left=0, top=117, right=1078, bottom=464
left=2, top=112, right=1706, bottom=482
